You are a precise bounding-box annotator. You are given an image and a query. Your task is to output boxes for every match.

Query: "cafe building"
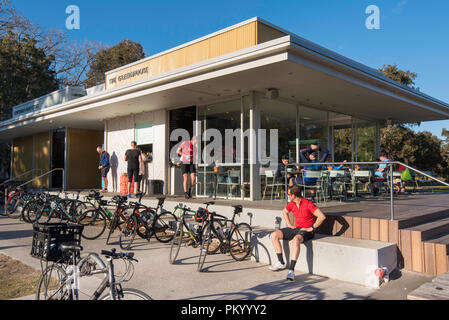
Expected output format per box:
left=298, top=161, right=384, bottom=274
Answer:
left=1, top=17, right=449, bottom=200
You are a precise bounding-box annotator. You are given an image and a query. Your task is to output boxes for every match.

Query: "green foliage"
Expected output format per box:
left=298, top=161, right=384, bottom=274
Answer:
left=0, top=32, right=58, bottom=121
left=83, top=40, right=145, bottom=88
left=379, top=64, right=417, bottom=87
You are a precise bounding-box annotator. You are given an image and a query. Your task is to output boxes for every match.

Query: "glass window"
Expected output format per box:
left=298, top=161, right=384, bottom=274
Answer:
left=197, top=99, right=242, bottom=199
left=356, top=120, right=376, bottom=162
left=299, top=106, right=328, bottom=156
left=260, top=99, right=297, bottom=167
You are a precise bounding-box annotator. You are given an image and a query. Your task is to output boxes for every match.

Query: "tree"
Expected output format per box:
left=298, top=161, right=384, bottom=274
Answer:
left=0, top=32, right=59, bottom=121
left=83, top=40, right=145, bottom=88
left=379, top=64, right=418, bottom=88
left=0, top=0, right=102, bottom=87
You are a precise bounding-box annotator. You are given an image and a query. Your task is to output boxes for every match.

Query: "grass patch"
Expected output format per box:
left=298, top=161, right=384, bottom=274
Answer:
left=0, top=253, right=41, bottom=300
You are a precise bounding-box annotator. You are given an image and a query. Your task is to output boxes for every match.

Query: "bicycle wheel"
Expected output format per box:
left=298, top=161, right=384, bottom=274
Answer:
left=120, top=215, right=137, bottom=250
left=79, top=209, right=107, bottom=240
left=6, top=198, right=22, bottom=219
left=169, top=221, right=184, bottom=264
left=153, top=212, right=178, bottom=243
left=36, top=264, right=69, bottom=300
left=29, top=202, right=46, bottom=223
left=100, top=288, right=152, bottom=300
left=136, top=209, right=156, bottom=239
left=229, top=223, right=252, bottom=261
left=198, top=223, right=211, bottom=272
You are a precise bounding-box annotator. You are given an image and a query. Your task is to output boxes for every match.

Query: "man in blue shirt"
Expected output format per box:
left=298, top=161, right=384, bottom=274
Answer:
left=370, top=151, right=390, bottom=196
left=97, top=146, right=110, bottom=193
left=293, top=144, right=329, bottom=202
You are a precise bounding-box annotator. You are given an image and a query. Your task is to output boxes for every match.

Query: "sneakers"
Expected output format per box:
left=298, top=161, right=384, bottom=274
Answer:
left=286, top=270, right=295, bottom=281
left=268, top=261, right=287, bottom=271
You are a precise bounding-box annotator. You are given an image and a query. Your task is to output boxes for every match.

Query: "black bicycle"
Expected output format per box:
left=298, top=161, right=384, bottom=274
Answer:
left=119, top=194, right=178, bottom=250
left=169, top=202, right=215, bottom=264
left=198, top=205, right=252, bottom=272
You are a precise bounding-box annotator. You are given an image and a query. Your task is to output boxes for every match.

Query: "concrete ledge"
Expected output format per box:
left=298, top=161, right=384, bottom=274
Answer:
left=250, top=229, right=397, bottom=288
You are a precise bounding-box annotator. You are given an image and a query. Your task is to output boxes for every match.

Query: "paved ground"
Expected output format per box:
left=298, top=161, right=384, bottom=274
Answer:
left=0, top=210, right=435, bottom=300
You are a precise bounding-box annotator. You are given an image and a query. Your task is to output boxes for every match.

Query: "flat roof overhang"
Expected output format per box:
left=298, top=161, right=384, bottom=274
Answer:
left=1, top=35, right=449, bottom=141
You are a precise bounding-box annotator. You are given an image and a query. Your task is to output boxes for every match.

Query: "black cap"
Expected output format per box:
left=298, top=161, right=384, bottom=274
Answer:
left=282, top=154, right=289, bottom=160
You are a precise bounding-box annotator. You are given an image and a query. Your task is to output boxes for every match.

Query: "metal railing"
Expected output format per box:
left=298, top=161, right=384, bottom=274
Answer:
left=283, top=161, right=449, bottom=221
left=0, top=169, right=43, bottom=188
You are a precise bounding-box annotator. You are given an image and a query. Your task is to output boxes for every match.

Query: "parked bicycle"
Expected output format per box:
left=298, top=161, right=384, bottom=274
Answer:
left=198, top=205, right=252, bottom=272
left=119, top=194, right=177, bottom=250
left=169, top=201, right=215, bottom=264
left=36, top=246, right=151, bottom=300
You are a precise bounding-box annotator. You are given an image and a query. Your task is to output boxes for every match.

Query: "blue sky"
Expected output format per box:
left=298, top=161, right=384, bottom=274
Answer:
left=10, top=0, right=449, bottom=139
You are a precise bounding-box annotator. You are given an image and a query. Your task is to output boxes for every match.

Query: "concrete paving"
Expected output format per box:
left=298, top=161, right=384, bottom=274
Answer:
left=0, top=212, right=434, bottom=300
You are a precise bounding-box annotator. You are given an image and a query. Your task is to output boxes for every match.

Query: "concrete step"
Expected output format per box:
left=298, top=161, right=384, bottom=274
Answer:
left=407, top=281, right=449, bottom=300
left=403, top=216, right=449, bottom=241
left=250, top=228, right=397, bottom=288
left=398, top=209, right=449, bottom=229
left=432, top=272, right=449, bottom=286
left=425, top=231, right=449, bottom=246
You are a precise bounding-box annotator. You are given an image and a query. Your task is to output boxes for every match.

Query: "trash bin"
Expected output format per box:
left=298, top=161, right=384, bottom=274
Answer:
left=149, top=180, right=164, bottom=195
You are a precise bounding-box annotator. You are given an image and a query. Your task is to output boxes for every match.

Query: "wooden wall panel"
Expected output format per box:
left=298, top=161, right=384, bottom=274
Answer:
left=370, top=218, right=379, bottom=241
left=106, top=21, right=258, bottom=90
left=12, top=135, right=33, bottom=181
left=379, top=219, right=389, bottom=242
left=33, top=132, right=50, bottom=188
left=411, top=231, right=423, bottom=273
left=67, top=128, right=104, bottom=189
left=423, top=242, right=436, bottom=275
left=435, top=244, right=448, bottom=276
left=353, top=217, right=361, bottom=239
left=343, top=216, right=353, bottom=238
left=361, top=218, right=370, bottom=240
left=400, top=230, right=412, bottom=270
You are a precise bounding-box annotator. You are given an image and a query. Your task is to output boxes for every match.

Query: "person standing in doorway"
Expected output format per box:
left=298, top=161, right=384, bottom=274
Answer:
left=177, top=136, right=198, bottom=199
left=125, top=141, right=141, bottom=198
left=97, top=146, right=110, bottom=193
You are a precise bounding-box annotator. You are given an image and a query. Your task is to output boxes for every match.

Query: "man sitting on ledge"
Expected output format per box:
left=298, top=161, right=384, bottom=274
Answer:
left=268, top=185, right=326, bottom=281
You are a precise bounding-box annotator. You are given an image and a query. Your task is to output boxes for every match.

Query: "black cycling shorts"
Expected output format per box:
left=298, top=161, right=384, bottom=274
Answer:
left=280, top=227, right=315, bottom=243
left=127, top=168, right=139, bottom=182
left=181, top=163, right=196, bottom=175
left=100, top=168, right=109, bottom=178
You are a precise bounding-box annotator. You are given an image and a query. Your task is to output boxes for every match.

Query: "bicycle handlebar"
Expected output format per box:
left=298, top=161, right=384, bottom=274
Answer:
left=100, top=249, right=138, bottom=262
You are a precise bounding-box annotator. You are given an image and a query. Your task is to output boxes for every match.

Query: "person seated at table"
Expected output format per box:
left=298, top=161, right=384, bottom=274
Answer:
left=325, top=155, right=347, bottom=171
left=292, top=144, right=329, bottom=202
left=276, top=155, right=297, bottom=186
left=369, top=151, right=391, bottom=196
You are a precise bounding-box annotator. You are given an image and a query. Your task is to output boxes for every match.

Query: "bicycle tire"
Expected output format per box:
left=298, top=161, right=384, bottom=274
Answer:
left=36, top=264, right=69, bottom=300
left=229, top=222, right=252, bottom=261
left=79, top=209, right=107, bottom=240
left=28, top=201, right=45, bottom=223
left=120, top=215, right=137, bottom=250
left=6, top=198, right=22, bottom=219
left=153, top=212, right=178, bottom=243
left=136, top=209, right=156, bottom=239
left=21, top=200, right=34, bottom=223
left=169, top=221, right=184, bottom=264
left=198, top=223, right=211, bottom=272
left=100, top=288, right=152, bottom=300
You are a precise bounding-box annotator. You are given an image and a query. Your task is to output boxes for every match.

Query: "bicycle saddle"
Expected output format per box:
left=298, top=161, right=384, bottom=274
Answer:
left=232, top=205, right=243, bottom=214
left=59, top=243, right=83, bottom=253
left=203, top=201, right=215, bottom=206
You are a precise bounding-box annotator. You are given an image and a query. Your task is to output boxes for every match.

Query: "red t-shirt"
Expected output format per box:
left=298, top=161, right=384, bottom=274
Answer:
left=179, top=141, right=196, bottom=164
left=285, top=198, right=318, bottom=228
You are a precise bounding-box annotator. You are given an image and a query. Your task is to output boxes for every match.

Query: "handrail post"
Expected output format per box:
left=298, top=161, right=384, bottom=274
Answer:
left=390, top=164, right=394, bottom=221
